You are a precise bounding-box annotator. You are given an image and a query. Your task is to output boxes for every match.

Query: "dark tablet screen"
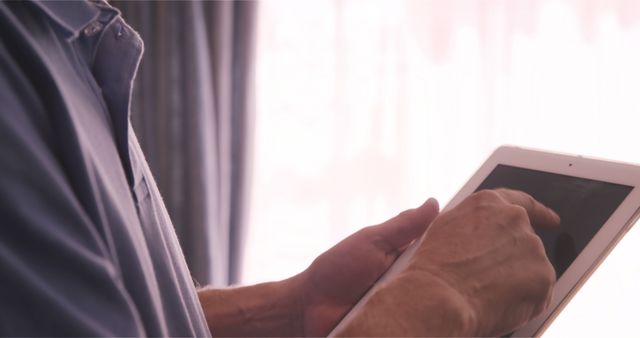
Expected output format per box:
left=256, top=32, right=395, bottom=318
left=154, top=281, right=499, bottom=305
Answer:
left=475, top=164, right=633, bottom=277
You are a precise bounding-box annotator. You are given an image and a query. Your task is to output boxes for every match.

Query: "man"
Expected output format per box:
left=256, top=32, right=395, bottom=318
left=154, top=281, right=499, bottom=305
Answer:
left=0, top=1, right=558, bottom=336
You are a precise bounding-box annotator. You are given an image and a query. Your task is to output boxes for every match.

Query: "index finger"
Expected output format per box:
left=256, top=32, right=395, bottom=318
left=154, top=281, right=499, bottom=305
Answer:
left=494, top=188, right=561, bottom=229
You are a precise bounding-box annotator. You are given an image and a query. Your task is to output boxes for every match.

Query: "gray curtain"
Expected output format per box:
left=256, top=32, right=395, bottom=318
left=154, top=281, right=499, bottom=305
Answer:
left=112, top=1, right=257, bottom=286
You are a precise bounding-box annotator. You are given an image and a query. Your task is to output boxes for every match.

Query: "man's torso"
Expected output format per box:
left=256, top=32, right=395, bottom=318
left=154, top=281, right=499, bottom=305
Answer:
left=0, top=1, right=210, bottom=335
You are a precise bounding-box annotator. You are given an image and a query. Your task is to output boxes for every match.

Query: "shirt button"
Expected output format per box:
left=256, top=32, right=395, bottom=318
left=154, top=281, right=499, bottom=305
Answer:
left=116, top=25, right=126, bottom=39
left=83, top=21, right=104, bottom=37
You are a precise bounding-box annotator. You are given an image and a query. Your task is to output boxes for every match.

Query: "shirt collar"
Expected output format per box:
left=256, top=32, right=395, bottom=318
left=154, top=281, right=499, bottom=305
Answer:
left=30, top=0, right=103, bottom=40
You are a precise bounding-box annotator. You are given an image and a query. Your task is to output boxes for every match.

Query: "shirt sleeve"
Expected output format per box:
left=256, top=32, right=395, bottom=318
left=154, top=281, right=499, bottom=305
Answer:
left=0, top=38, right=146, bottom=336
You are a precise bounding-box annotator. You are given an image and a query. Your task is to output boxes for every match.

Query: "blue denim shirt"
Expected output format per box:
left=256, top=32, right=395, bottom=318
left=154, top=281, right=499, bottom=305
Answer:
left=0, top=1, right=211, bottom=336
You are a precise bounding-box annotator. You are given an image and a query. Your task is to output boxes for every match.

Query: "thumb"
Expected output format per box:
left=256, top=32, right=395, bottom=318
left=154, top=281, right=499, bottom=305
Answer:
left=371, top=198, right=440, bottom=254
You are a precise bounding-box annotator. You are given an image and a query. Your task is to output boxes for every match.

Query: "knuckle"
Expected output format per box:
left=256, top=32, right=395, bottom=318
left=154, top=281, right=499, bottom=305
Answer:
left=505, top=205, right=529, bottom=223
left=525, top=193, right=536, bottom=208
left=525, top=232, right=550, bottom=260
left=496, top=205, right=530, bottom=232
left=396, top=208, right=415, bottom=220
left=525, top=268, right=554, bottom=306
left=493, top=187, right=511, bottom=195
left=532, top=264, right=556, bottom=315
left=473, top=189, right=502, bottom=203
left=358, top=225, right=375, bottom=237
left=357, top=226, right=379, bottom=244
left=536, top=259, right=556, bottom=292
left=522, top=235, right=556, bottom=297
left=364, top=225, right=398, bottom=254
left=466, top=189, right=502, bottom=210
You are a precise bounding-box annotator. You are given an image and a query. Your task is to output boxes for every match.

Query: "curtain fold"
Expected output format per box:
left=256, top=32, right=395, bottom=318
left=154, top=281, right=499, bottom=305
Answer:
left=112, top=0, right=256, bottom=286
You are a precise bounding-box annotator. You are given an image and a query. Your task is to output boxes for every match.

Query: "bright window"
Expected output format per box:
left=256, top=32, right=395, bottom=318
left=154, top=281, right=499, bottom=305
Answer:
left=243, top=1, right=640, bottom=336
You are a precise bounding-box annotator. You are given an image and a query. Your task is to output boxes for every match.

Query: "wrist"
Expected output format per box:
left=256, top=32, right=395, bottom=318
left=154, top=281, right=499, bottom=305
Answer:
left=197, top=274, right=307, bottom=337
left=400, top=269, right=478, bottom=336
left=337, top=270, right=477, bottom=336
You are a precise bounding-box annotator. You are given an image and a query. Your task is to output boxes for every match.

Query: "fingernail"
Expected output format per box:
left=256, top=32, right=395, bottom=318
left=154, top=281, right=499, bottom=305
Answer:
left=549, top=208, right=561, bottom=224
left=424, top=197, right=439, bottom=211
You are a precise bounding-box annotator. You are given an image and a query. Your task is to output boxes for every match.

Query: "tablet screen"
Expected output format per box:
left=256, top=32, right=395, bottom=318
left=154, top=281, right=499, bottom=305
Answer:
left=475, top=164, right=633, bottom=277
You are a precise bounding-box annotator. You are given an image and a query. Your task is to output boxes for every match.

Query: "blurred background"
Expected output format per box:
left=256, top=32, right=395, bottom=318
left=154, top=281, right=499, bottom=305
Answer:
left=115, top=1, right=640, bottom=336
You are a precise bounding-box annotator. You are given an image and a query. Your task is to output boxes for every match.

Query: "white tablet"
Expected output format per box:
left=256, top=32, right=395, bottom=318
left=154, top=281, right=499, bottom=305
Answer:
left=329, top=145, right=640, bottom=337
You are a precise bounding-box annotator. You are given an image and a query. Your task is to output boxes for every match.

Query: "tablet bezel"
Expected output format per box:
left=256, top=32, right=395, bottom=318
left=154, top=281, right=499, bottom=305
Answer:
left=448, top=146, right=640, bottom=336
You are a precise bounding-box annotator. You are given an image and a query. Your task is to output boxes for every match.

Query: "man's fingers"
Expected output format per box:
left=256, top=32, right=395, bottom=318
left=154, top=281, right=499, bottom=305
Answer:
left=371, top=198, right=440, bottom=253
left=494, top=188, right=561, bottom=229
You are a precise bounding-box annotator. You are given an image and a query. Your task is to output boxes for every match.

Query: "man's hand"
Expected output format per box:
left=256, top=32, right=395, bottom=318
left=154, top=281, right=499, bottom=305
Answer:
left=410, top=189, right=560, bottom=336
left=336, top=189, right=560, bottom=337
left=197, top=189, right=558, bottom=337
left=197, top=199, right=439, bottom=337
left=299, top=198, right=441, bottom=336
